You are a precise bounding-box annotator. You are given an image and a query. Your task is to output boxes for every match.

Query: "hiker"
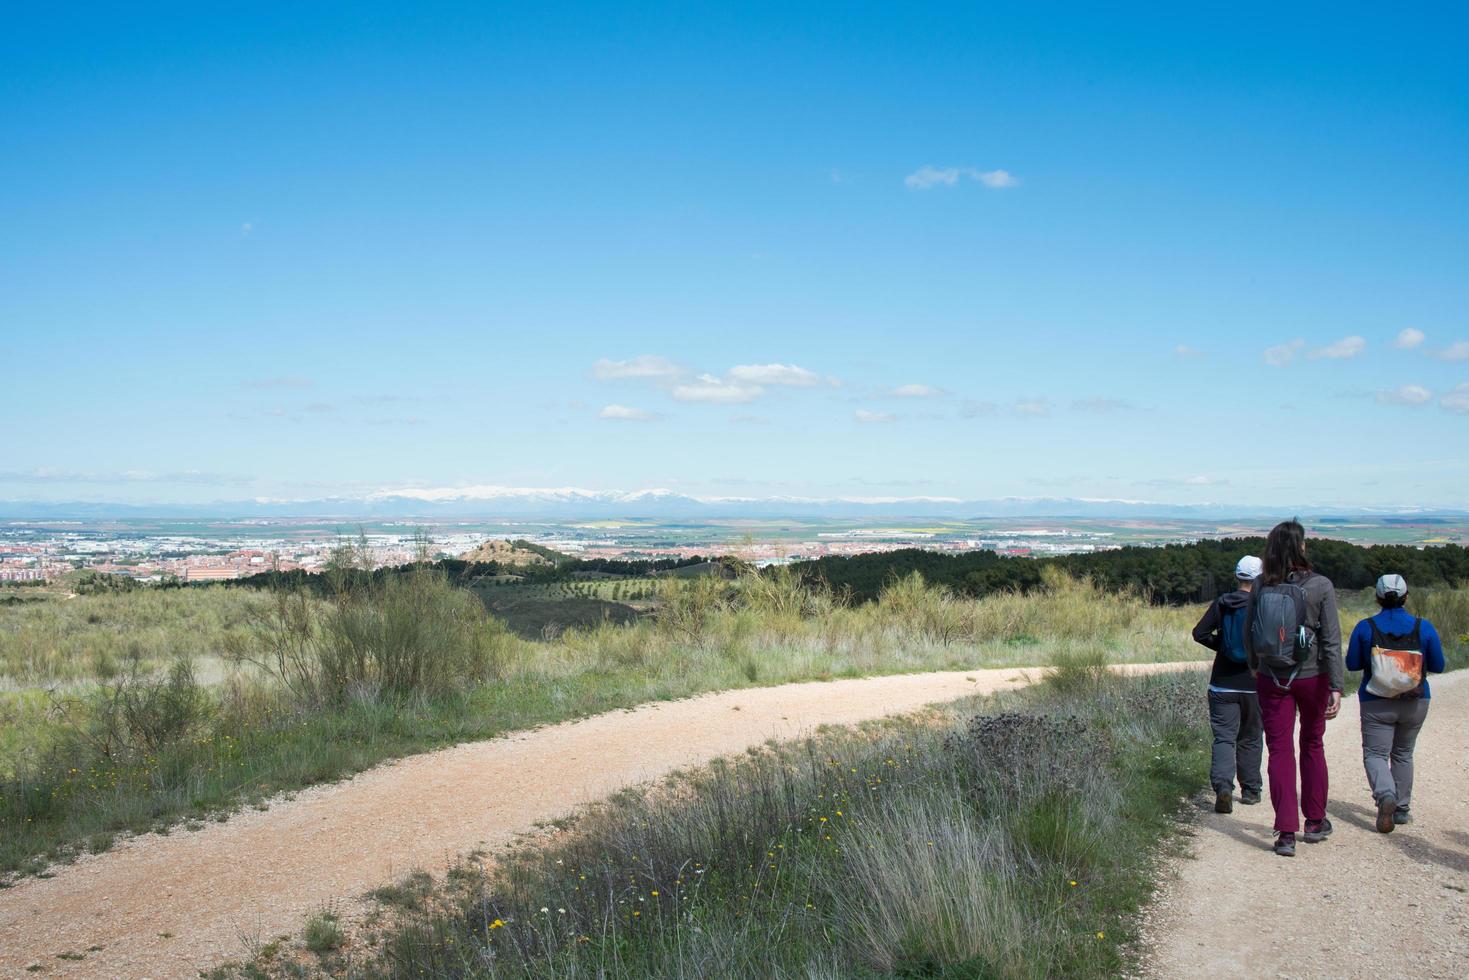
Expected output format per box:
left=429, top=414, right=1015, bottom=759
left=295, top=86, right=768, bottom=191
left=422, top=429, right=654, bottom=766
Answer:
left=1344, top=574, right=1446, bottom=833
left=1191, top=555, right=1264, bottom=814
left=1245, top=519, right=1345, bottom=857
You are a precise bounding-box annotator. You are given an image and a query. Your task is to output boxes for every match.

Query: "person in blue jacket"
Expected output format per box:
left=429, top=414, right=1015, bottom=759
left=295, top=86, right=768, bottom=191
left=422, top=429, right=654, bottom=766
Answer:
left=1344, top=574, right=1446, bottom=833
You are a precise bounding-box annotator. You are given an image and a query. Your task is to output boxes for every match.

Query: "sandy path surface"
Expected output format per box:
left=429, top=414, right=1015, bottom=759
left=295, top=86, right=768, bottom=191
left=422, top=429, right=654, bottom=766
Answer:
left=2, top=664, right=1181, bottom=979
left=1143, top=671, right=1469, bottom=979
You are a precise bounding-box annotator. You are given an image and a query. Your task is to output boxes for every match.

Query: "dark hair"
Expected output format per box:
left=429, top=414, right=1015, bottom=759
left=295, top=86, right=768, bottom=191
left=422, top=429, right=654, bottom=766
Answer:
left=1261, top=518, right=1310, bottom=586
left=1377, top=592, right=1408, bottom=610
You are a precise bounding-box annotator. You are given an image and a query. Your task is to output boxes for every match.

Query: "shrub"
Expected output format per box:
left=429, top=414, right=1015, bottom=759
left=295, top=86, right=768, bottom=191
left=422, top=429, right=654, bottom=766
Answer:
left=243, top=563, right=513, bottom=706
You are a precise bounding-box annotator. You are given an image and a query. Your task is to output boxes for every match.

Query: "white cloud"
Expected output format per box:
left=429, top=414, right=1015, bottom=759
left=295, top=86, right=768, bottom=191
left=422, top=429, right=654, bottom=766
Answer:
left=592, top=355, right=686, bottom=382
left=1431, top=340, right=1469, bottom=362
left=727, top=363, right=821, bottom=387
left=1174, top=344, right=1203, bottom=358
left=1442, top=382, right=1469, bottom=414
left=890, top=383, right=945, bottom=398
left=854, top=409, right=896, bottom=424
left=0, top=467, right=249, bottom=486
left=1308, top=335, right=1367, bottom=360
left=671, top=374, right=764, bottom=404
left=1375, top=384, right=1433, bottom=406
left=1184, top=475, right=1227, bottom=486
left=1394, top=328, right=1426, bottom=350
left=241, top=222, right=253, bottom=236
left=905, top=165, right=962, bottom=189
left=1264, top=339, right=1305, bottom=367
left=973, top=169, right=1018, bottom=188
left=244, top=376, right=313, bottom=389
left=599, top=404, right=655, bottom=421
left=904, top=166, right=1019, bottom=190
left=1013, top=398, right=1051, bottom=417
left=1071, top=397, right=1134, bottom=413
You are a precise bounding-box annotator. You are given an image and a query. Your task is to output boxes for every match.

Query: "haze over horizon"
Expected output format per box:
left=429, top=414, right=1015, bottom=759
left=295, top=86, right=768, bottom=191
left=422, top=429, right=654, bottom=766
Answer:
left=4, top=3, right=1467, bottom=510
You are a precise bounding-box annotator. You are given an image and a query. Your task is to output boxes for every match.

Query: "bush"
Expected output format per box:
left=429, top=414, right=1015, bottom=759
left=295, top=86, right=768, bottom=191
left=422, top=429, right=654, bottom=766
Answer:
left=243, top=563, right=513, bottom=706
left=55, top=650, right=211, bottom=762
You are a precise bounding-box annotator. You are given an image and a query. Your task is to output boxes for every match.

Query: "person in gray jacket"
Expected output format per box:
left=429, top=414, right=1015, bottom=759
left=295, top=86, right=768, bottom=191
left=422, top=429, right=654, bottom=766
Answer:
left=1244, top=520, right=1345, bottom=857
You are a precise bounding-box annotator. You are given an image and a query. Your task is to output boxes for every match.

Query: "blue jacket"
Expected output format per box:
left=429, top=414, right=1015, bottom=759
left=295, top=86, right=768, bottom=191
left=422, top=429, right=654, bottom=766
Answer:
left=1344, top=608, right=1446, bottom=702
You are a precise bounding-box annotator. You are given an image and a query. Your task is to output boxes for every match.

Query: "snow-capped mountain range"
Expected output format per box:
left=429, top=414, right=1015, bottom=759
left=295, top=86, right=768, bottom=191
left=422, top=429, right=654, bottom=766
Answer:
left=2, top=485, right=1464, bottom=520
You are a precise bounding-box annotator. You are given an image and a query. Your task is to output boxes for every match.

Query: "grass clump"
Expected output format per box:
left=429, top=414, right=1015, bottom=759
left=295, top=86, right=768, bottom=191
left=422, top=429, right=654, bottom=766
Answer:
left=238, top=670, right=1205, bottom=979
left=302, top=911, right=344, bottom=954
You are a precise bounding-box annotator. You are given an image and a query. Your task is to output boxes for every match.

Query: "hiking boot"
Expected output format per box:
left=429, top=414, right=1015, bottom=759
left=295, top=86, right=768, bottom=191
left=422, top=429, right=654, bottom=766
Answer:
left=1377, top=795, right=1398, bottom=834
left=1393, top=809, right=1412, bottom=826
left=1274, top=832, right=1296, bottom=857
left=1240, top=789, right=1262, bottom=806
left=1303, top=818, right=1334, bottom=843
left=1214, top=790, right=1233, bottom=814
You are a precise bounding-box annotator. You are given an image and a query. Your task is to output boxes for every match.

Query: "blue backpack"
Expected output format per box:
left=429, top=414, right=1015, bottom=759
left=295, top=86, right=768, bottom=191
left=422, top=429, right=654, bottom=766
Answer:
left=1219, top=603, right=1248, bottom=664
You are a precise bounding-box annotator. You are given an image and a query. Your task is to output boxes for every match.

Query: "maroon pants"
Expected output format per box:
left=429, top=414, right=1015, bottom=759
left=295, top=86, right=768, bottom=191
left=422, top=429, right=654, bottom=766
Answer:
left=1256, top=672, right=1331, bottom=833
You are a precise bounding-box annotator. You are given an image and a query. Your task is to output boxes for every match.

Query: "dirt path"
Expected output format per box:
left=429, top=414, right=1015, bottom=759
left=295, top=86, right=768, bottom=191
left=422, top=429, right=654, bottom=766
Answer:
left=1, top=664, right=1173, bottom=979
left=1142, top=671, right=1469, bottom=979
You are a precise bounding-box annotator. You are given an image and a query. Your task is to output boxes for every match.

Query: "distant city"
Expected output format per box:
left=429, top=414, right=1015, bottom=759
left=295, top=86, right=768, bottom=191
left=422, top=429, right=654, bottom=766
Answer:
left=3, top=512, right=1465, bottom=585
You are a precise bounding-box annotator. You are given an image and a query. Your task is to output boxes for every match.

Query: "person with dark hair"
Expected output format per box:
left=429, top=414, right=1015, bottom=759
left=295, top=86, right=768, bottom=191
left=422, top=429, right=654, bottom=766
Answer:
left=1344, top=574, right=1446, bottom=832
left=1192, top=555, right=1264, bottom=813
left=1244, top=519, right=1345, bottom=857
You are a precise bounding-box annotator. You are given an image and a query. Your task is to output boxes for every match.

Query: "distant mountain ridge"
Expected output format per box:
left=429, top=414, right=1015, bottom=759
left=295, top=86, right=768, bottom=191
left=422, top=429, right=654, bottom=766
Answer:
left=2, top=485, right=1466, bottom=521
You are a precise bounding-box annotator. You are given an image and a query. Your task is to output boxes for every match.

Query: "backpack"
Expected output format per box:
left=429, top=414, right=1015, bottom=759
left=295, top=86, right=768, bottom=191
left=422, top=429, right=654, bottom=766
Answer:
left=1365, top=616, right=1426, bottom=699
left=1219, top=603, right=1248, bottom=664
left=1249, top=580, right=1312, bottom=686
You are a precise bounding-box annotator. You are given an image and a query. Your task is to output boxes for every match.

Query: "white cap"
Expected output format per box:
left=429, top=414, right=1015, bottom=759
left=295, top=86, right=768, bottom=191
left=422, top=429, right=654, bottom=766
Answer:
left=1235, top=555, right=1263, bottom=581
left=1376, top=573, right=1408, bottom=599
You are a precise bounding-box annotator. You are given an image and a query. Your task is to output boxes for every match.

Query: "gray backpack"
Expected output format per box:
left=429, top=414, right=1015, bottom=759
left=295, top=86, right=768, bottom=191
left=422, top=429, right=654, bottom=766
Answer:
left=1249, top=579, right=1312, bottom=686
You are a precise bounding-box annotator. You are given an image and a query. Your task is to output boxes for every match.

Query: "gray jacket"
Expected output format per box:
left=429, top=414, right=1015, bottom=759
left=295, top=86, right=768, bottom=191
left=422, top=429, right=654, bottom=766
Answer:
left=1244, top=570, right=1345, bottom=691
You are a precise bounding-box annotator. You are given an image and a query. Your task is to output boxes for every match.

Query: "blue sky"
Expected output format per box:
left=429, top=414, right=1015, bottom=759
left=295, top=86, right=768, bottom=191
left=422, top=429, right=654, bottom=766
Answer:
left=2, top=2, right=1467, bottom=508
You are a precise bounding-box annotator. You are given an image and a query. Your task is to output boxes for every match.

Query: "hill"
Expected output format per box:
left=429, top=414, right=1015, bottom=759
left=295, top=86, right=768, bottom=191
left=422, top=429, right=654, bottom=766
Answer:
left=454, top=538, right=566, bottom=567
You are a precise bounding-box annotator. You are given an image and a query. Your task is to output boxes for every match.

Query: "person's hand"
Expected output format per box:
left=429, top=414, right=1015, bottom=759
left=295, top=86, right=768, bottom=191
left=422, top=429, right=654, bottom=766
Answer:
left=1325, top=691, right=1342, bottom=720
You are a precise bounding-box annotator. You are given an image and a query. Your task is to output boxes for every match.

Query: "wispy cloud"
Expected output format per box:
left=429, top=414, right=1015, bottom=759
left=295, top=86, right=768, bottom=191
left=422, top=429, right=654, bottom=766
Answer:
left=1071, top=397, right=1135, bottom=413
left=727, top=363, right=821, bottom=387
left=1174, top=344, right=1204, bottom=358
left=890, top=383, right=946, bottom=398
left=365, top=416, right=426, bottom=426
left=730, top=414, right=771, bottom=425
left=244, top=376, right=313, bottom=389
left=1264, top=339, right=1305, bottom=367
left=1375, top=384, right=1433, bottom=406
left=354, top=393, right=424, bottom=405
left=1013, top=398, right=1051, bottom=417
left=904, top=166, right=1019, bottom=190
left=1442, top=382, right=1469, bottom=414
left=1431, top=340, right=1469, bottom=362
left=960, top=400, right=997, bottom=418
left=599, top=404, right=656, bottom=421
left=671, top=375, right=764, bottom=404
left=1308, top=335, right=1367, bottom=360
left=854, top=409, right=896, bottom=424
left=1144, top=474, right=1231, bottom=488
left=592, top=355, right=686, bottom=382
left=304, top=402, right=336, bottom=414
left=0, top=467, right=250, bottom=486
left=1394, top=328, right=1425, bottom=350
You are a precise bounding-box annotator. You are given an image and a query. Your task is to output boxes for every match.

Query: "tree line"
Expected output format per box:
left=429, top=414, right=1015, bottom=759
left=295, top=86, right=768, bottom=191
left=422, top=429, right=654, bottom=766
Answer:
left=789, top=538, right=1469, bottom=605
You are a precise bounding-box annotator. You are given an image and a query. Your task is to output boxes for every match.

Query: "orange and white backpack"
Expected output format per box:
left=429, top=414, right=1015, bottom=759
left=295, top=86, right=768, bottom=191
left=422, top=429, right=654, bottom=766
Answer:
left=1366, top=617, right=1426, bottom=699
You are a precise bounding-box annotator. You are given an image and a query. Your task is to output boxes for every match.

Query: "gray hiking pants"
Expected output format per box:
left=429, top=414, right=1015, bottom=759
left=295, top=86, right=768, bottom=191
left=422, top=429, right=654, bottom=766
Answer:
left=1361, top=698, right=1430, bottom=811
left=1208, top=690, right=1263, bottom=795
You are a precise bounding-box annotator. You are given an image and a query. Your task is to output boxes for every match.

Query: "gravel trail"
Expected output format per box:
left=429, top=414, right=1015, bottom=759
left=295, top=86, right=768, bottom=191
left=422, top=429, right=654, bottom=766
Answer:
left=2, top=664, right=1170, bottom=979
left=1142, top=670, right=1469, bottom=979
